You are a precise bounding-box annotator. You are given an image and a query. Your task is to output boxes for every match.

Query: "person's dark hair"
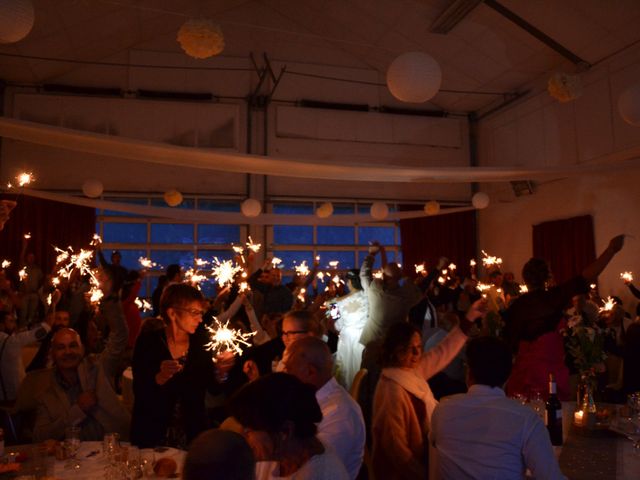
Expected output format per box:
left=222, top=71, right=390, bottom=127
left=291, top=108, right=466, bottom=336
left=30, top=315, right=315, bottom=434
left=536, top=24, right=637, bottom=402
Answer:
left=160, top=283, right=204, bottom=321
left=466, top=336, right=513, bottom=388
left=522, top=258, right=549, bottom=290
left=283, top=310, right=324, bottom=337
left=101, top=263, right=124, bottom=295
left=488, top=270, right=503, bottom=280
left=346, top=269, right=362, bottom=291
left=183, top=429, right=255, bottom=480
left=228, top=373, right=322, bottom=439
left=166, top=264, right=182, bottom=281
left=122, top=269, right=141, bottom=301
left=381, top=322, right=421, bottom=368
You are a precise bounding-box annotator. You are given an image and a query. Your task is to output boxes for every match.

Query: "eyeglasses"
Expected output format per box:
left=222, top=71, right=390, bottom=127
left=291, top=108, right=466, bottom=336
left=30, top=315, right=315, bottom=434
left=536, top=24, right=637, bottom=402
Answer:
left=281, top=330, right=308, bottom=337
left=173, top=307, right=205, bottom=317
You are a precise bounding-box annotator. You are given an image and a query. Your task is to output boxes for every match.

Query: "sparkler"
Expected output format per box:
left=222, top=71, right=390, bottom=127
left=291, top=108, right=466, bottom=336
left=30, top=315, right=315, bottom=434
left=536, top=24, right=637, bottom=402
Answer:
left=373, top=271, right=383, bottom=279
left=297, top=288, right=306, bottom=303
left=138, top=257, right=158, bottom=269
left=232, top=245, right=244, bottom=255
left=246, top=236, right=261, bottom=253
left=16, top=172, right=34, bottom=187
left=519, top=284, right=528, bottom=294
left=46, top=294, right=52, bottom=306
left=438, top=276, right=446, bottom=284
left=332, top=274, right=344, bottom=286
left=1, top=260, right=10, bottom=269
left=239, top=282, right=250, bottom=293
left=271, top=257, right=282, bottom=267
left=481, top=250, right=503, bottom=268
left=599, top=296, right=616, bottom=313
left=476, top=282, right=492, bottom=297
left=185, top=268, right=207, bottom=288
left=415, top=264, right=426, bottom=275
left=195, top=258, right=209, bottom=267
left=205, top=318, right=256, bottom=360
left=211, top=258, right=243, bottom=287
left=316, top=272, right=325, bottom=281
left=53, top=244, right=102, bottom=304
left=90, top=234, right=102, bottom=246
left=590, top=284, right=597, bottom=290
left=134, top=298, right=152, bottom=312
left=23, top=233, right=31, bottom=240
left=52, top=277, right=60, bottom=286
left=448, top=263, right=457, bottom=271
left=328, top=261, right=339, bottom=269
left=470, top=259, right=476, bottom=267
left=294, top=261, right=310, bottom=277
left=621, top=272, right=634, bottom=282
left=18, top=267, right=27, bottom=281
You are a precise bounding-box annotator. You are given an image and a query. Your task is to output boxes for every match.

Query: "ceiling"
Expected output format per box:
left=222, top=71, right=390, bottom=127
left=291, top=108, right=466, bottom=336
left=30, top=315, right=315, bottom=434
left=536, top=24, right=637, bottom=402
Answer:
left=1, top=0, right=640, bottom=114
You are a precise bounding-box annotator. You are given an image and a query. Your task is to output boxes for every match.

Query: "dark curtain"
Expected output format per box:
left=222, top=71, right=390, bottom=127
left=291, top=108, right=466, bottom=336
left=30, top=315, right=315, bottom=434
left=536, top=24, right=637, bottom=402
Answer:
left=532, top=215, right=595, bottom=285
left=399, top=209, right=477, bottom=277
left=0, top=194, right=96, bottom=279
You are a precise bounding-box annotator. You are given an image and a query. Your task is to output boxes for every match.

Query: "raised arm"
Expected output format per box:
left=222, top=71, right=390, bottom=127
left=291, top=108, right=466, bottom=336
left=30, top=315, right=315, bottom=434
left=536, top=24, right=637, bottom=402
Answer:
left=360, top=243, right=379, bottom=292
left=582, top=234, right=624, bottom=282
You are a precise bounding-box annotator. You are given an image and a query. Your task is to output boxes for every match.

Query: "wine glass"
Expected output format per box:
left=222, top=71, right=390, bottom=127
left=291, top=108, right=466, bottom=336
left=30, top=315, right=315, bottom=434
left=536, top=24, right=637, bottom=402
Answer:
left=64, top=426, right=81, bottom=470
left=529, top=389, right=545, bottom=420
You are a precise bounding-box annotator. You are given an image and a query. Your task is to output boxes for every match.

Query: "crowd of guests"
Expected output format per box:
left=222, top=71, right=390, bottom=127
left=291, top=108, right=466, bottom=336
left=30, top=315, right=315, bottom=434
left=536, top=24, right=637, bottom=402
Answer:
left=0, top=199, right=638, bottom=479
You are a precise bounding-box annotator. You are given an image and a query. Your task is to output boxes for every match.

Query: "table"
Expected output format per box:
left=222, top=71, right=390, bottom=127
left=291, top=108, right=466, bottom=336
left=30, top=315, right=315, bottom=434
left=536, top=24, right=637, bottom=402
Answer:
left=8, top=441, right=186, bottom=479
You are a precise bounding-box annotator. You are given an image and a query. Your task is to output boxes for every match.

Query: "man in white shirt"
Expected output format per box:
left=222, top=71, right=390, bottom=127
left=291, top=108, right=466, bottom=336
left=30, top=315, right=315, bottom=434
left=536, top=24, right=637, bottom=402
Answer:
left=284, top=336, right=365, bottom=480
left=430, top=336, right=566, bottom=480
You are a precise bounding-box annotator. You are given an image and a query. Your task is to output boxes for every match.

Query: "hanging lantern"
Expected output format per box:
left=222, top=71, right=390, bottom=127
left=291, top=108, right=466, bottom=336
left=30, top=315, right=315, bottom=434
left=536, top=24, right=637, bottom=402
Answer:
left=618, top=83, right=640, bottom=127
left=0, top=0, right=34, bottom=44
left=472, top=192, right=490, bottom=209
left=370, top=202, right=389, bottom=220
left=177, top=18, right=224, bottom=59
left=241, top=198, right=262, bottom=217
left=424, top=200, right=440, bottom=215
left=164, top=189, right=183, bottom=207
left=386, top=52, right=442, bottom=103
left=316, top=202, right=333, bottom=218
left=82, top=179, right=103, bottom=198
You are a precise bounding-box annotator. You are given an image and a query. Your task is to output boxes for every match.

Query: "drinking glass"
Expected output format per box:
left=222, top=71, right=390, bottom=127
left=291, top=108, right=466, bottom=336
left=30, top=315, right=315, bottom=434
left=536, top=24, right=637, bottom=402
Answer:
left=529, top=390, right=545, bottom=420
left=64, top=426, right=81, bottom=470
left=103, top=432, right=121, bottom=464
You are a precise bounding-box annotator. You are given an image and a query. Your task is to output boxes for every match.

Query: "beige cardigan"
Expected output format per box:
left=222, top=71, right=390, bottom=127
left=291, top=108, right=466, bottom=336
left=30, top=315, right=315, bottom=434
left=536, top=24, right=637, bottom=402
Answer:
left=371, top=327, right=467, bottom=480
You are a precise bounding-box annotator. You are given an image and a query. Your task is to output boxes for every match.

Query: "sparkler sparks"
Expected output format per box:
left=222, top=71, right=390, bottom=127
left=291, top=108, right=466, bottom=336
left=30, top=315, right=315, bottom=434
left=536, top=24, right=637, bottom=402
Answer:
left=18, top=267, right=27, bottom=281
left=16, top=172, right=34, bottom=187
left=328, top=261, right=339, bottom=269
left=211, top=258, right=243, bottom=287
left=53, top=243, right=103, bottom=304
left=294, top=261, right=310, bottom=277
left=448, top=263, right=457, bottom=271
left=415, top=264, right=426, bottom=275
left=599, top=296, right=616, bottom=313
left=476, top=282, right=492, bottom=297
left=438, top=276, right=446, bottom=284
left=332, top=274, right=344, bottom=286
left=46, top=294, right=52, bottom=306
left=246, top=236, right=261, bottom=253
left=470, top=259, right=476, bottom=267
left=205, top=318, right=256, bottom=360
left=52, top=277, right=60, bottom=286
left=232, top=246, right=245, bottom=255
left=1, top=260, right=10, bottom=269
left=621, top=271, right=634, bottom=282
left=373, top=271, right=383, bottom=279
left=134, top=297, right=152, bottom=312
left=23, top=233, right=31, bottom=240
left=271, top=257, right=282, bottom=267
left=185, top=268, right=207, bottom=288
left=195, top=258, right=209, bottom=267
left=481, top=250, right=503, bottom=268
left=239, top=282, right=250, bottom=293
left=297, top=288, right=307, bottom=303
left=519, top=284, right=528, bottom=294
left=90, top=234, right=102, bottom=246
left=138, top=257, right=158, bottom=269
left=316, top=272, right=325, bottom=281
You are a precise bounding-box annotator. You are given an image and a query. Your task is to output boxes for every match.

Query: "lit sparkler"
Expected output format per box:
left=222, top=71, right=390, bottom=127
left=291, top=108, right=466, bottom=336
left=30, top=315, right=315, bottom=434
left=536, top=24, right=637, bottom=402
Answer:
left=448, top=263, right=457, bottom=271
left=23, top=233, right=31, bottom=240
left=481, top=250, right=503, bottom=268
left=46, top=294, right=52, bottom=306
left=295, top=261, right=310, bottom=277
left=590, top=284, right=597, bottom=290
left=297, top=288, right=306, bottom=303
left=246, top=236, right=261, bottom=253
left=205, top=318, right=256, bottom=360
left=138, top=257, right=158, bottom=269
left=271, top=257, right=282, bottom=267
left=328, top=261, right=339, bottom=269
left=239, top=282, right=250, bottom=293
left=52, top=277, right=60, bottom=286
left=1, top=260, right=10, bottom=269
left=470, top=259, right=476, bottom=267
left=134, top=298, right=152, bottom=312
left=18, top=267, right=27, bottom=281
left=232, top=245, right=244, bottom=255
left=185, top=268, right=207, bottom=288
left=16, top=172, right=34, bottom=187
left=53, top=244, right=103, bottom=304
left=438, top=276, right=446, bottom=284
left=519, top=284, right=528, bottom=294
left=195, top=258, right=209, bottom=267
left=90, top=234, right=102, bottom=246
left=211, top=258, right=243, bottom=287
left=599, top=296, right=616, bottom=313
left=332, top=274, right=344, bottom=286
left=316, top=272, right=325, bottom=281
left=621, top=272, right=634, bottom=282
left=415, top=264, right=426, bottom=275
left=476, top=282, right=492, bottom=297
left=373, top=271, right=383, bottom=279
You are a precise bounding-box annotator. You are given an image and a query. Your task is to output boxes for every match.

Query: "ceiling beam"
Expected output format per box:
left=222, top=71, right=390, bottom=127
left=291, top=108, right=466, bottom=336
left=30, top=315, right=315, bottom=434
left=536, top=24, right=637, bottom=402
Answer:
left=430, top=0, right=483, bottom=34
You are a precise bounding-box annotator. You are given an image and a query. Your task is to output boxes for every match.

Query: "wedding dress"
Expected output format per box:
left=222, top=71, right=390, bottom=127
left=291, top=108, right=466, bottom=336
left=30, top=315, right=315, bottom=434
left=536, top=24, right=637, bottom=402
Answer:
left=333, top=290, right=368, bottom=390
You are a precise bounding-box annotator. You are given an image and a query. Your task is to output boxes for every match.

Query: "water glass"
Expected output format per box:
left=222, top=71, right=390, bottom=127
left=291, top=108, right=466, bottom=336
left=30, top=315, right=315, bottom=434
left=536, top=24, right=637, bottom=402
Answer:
left=103, top=432, right=121, bottom=463
left=529, top=390, right=545, bottom=420
left=64, top=426, right=81, bottom=470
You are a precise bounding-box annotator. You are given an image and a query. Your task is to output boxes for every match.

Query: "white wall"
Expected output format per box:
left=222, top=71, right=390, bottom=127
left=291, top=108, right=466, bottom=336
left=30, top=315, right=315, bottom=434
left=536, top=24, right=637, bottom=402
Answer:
left=477, top=43, right=640, bottom=311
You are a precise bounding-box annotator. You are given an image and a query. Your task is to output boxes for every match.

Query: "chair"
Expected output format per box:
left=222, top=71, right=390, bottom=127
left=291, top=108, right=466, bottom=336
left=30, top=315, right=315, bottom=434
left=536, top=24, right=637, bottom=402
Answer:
left=350, top=369, right=374, bottom=480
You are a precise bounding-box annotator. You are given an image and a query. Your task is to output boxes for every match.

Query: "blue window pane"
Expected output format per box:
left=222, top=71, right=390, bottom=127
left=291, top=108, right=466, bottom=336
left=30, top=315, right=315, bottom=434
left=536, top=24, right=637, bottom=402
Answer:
left=332, top=203, right=355, bottom=215
left=116, top=249, right=148, bottom=272
left=102, top=197, right=148, bottom=217
left=318, top=251, right=355, bottom=269
left=150, top=197, right=195, bottom=210
left=357, top=250, right=383, bottom=269
left=197, top=250, right=235, bottom=263
left=103, top=223, right=147, bottom=243
left=151, top=224, right=194, bottom=244
left=197, top=200, right=240, bottom=212
left=197, top=225, right=240, bottom=244
left=358, top=226, right=395, bottom=246
left=273, top=226, right=313, bottom=245
left=150, top=250, right=194, bottom=270
left=317, top=226, right=354, bottom=245
left=273, top=203, right=313, bottom=215
left=272, top=251, right=314, bottom=270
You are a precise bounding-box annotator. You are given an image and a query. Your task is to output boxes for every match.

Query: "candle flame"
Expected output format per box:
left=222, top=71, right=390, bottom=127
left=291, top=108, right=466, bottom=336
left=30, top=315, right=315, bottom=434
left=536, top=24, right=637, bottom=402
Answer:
left=205, top=318, right=256, bottom=360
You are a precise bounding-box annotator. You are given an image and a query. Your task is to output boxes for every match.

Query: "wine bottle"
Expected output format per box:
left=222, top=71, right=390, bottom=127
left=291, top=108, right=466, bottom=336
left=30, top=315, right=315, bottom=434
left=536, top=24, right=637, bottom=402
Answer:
left=545, top=373, right=563, bottom=445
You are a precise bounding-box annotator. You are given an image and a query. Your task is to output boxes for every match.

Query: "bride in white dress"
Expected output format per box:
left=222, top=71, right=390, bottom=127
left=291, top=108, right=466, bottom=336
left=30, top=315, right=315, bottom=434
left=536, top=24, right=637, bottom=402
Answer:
left=332, top=269, right=369, bottom=390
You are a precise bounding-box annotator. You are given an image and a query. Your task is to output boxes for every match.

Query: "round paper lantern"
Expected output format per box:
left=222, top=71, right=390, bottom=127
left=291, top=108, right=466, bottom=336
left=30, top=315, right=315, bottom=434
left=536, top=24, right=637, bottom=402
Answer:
left=177, top=18, right=224, bottom=59
left=164, top=189, right=183, bottom=207
left=241, top=198, right=262, bottom=217
left=424, top=200, right=440, bottom=215
left=0, top=0, right=34, bottom=44
left=81, top=179, right=103, bottom=198
left=387, top=52, right=442, bottom=103
left=472, top=192, right=490, bottom=209
left=618, top=83, right=640, bottom=126
left=370, top=202, right=389, bottom=220
left=316, top=202, right=333, bottom=218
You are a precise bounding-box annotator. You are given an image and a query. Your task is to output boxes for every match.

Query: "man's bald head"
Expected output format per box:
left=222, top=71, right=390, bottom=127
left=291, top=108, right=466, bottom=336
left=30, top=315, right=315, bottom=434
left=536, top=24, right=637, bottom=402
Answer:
left=284, top=336, right=333, bottom=390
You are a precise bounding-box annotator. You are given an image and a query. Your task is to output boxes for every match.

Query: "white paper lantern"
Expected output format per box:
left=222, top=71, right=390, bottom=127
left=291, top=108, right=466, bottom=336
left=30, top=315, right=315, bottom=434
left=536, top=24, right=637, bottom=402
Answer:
left=177, top=18, right=224, bottom=59
left=81, top=179, right=103, bottom=198
left=164, top=189, right=183, bottom=207
left=472, top=192, right=490, bottom=209
left=370, top=202, right=389, bottom=220
left=0, top=0, right=34, bottom=44
left=618, top=83, right=640, bottom=127
left=424, top=200, right=440, bottom=215
left=316, top=202, right=333, bottom=218
left=241, top=198, right=262, bottom=217
left=387, top=52, right=442, bottom=103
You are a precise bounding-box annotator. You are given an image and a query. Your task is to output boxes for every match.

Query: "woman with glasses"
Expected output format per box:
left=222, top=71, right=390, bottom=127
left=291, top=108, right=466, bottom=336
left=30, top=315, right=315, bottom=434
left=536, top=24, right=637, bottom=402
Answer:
left=371, top=300, right=485, bottom=479
left=131, top=283, right=233, bottom=448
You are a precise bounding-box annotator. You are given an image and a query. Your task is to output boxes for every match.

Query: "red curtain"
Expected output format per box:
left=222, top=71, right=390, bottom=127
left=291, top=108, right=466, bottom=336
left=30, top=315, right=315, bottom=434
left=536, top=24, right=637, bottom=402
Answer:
left=0, top=194, right=96, bottom=278
left=399, top=209, right=477, bottom=277
left=532, top=215, right=595, bottom=285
